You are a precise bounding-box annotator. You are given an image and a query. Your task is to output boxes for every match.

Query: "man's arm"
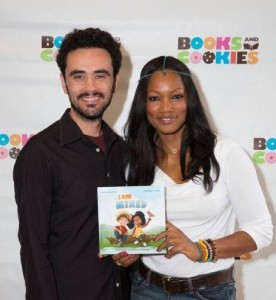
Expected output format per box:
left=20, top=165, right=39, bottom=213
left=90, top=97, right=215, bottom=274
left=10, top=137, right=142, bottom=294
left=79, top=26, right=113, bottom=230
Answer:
left=13, top=143, right=58, bottom=300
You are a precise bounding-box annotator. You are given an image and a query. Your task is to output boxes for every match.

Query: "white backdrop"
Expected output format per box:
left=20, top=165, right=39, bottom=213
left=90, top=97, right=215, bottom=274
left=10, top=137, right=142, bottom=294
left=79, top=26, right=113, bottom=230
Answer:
left=1, top=1, right=275, bottom=299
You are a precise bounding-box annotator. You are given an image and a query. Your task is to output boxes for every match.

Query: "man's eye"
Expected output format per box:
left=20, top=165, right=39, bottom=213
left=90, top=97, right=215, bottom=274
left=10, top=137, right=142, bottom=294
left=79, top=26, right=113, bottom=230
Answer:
left=95, top=74, right=107, bottom=79
left=73, top=75, right=84, bottom=80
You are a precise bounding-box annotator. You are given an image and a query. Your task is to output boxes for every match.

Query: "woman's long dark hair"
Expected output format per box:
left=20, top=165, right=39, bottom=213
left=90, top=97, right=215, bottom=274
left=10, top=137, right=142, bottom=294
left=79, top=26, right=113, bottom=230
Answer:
left=124, top=56, right=220, bottom=193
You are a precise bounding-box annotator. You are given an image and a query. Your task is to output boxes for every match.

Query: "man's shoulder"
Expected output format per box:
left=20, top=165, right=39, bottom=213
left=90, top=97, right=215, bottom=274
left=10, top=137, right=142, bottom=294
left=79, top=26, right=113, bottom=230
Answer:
left=27, top=109, right=73, bottom=147
left=28, top=119, right=60, bottom=146
left=13, top=119, right=61, bottom=169
left=102, top=121, right=126, bottom=145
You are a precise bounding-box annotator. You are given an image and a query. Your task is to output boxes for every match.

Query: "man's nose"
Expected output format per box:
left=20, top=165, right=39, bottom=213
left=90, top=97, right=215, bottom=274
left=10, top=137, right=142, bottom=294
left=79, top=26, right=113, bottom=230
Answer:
left=85, top=77, right=98, bottom=91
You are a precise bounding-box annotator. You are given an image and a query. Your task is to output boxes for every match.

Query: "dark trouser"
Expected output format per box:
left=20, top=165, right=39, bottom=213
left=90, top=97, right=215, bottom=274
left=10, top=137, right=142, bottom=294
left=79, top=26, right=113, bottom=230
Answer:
left=131, top=262, right=236, bottom=300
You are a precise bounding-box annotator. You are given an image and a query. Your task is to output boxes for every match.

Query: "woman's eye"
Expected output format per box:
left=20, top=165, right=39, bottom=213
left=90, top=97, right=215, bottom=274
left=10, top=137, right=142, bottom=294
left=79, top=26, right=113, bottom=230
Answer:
left=148, top=96, right=159, bottom=101
left=172, top=94, right=184, bottom=100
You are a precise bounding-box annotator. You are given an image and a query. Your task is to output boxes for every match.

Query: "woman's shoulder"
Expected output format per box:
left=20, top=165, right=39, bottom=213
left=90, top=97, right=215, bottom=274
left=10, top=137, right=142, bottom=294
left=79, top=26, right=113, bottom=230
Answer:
left=215, top=135, right=241, bottom=150
left=214, top=135, right=246, bottom=160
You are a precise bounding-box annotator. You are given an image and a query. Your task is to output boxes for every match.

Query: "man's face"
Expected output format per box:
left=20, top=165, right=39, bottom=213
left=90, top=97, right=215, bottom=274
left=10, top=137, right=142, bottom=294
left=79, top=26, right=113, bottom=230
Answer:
left=60, top=48, right=118, bottom=121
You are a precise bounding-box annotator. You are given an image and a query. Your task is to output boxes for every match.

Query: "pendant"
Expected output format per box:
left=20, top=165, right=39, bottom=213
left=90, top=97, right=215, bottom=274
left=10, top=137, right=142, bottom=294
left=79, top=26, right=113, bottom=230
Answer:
left=171, top=148, right=178, bottom=154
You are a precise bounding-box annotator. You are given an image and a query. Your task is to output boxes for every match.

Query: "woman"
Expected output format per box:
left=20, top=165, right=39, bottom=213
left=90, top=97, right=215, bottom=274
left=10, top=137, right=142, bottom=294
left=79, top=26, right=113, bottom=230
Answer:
left=123, top=56, right=273, bottom=299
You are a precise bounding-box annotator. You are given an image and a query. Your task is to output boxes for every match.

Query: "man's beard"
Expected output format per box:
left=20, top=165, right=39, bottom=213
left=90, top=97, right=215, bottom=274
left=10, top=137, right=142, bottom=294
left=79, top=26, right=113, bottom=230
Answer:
left=69, top=91, right=112, bottom=121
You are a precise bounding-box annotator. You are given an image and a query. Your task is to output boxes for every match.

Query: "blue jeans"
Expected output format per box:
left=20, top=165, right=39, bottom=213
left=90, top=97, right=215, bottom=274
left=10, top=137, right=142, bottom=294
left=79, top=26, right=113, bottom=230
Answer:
left=131, top=270, right=236, bottom=300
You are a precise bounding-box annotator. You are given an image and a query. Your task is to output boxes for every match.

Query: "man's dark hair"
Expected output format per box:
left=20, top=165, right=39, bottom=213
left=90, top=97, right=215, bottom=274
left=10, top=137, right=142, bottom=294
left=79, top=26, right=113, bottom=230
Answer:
left=56, top=27, right=122, bottom=77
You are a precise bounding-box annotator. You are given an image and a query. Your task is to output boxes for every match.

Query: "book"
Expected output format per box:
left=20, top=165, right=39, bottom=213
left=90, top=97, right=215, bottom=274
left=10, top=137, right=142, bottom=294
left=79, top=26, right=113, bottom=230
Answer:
left=97, top=185, right=166, bottom=255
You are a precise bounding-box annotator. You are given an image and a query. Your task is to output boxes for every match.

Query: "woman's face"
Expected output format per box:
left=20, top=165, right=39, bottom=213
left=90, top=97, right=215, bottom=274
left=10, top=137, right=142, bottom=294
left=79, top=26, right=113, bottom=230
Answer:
left=146, top=71, right=187, bottom=137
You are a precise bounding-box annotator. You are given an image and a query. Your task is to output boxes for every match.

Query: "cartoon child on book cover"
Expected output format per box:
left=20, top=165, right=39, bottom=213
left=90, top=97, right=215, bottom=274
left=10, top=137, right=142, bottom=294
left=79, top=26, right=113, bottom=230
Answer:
left=128, top=211, right=153, bottom=246
left=113, top=210, right=132, bottom=246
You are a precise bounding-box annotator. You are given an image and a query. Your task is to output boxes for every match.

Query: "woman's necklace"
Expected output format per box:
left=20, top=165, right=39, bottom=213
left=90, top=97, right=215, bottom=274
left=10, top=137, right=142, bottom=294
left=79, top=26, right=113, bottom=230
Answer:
left=161, top=145, right=180, bottom=155
left=154, top=135, right=180, bottom=155
left=170, top=147, right=178, bottom=154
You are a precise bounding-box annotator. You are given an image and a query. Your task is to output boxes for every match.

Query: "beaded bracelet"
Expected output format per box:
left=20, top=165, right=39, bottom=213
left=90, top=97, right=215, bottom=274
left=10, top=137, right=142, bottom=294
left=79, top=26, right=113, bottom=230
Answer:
left=207, top=239, right=218, bottom=262
left=195, top=239, right=218, bottom=263
left=203, top=240, right=213, bottom=262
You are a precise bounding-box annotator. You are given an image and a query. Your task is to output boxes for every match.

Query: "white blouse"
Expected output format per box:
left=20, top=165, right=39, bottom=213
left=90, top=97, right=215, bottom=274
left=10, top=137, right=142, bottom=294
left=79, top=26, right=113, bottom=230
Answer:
left=142, top=136, right=273, bottom=277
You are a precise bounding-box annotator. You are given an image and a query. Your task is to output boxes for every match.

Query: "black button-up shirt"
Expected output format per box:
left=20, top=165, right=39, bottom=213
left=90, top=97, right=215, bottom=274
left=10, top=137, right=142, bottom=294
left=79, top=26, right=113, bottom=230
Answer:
left=13, top=109, right=128, bottom=300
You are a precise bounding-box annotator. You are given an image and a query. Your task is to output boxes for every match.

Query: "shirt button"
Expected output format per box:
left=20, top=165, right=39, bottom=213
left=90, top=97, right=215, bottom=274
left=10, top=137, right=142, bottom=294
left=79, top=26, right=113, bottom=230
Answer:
left=96, top=148, right=100, bottom=152
left=107, top=173, right=110, bottom=178
left=116, top=282, right=120, bottom=287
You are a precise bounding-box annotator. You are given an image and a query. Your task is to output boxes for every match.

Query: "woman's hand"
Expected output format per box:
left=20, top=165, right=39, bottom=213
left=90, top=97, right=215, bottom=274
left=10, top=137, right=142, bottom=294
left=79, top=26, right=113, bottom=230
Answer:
left=111, top=252, right=140, bottom=267
left=154, top=222, right=200, bottom=261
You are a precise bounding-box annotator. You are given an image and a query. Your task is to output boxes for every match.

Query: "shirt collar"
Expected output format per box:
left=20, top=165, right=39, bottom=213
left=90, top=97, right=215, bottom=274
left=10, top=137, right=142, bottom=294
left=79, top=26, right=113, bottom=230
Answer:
left=59, top=109, right=119, bottom=147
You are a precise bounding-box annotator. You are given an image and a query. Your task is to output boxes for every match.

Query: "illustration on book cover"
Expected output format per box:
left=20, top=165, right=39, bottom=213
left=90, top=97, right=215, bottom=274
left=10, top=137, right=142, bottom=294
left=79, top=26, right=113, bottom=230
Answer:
left=97, top=186, right=166, bottom=254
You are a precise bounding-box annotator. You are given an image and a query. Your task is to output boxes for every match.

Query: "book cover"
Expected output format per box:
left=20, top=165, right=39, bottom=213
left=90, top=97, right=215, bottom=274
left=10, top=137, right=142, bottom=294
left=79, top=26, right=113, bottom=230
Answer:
left=97, top=185, right=166, bottom=255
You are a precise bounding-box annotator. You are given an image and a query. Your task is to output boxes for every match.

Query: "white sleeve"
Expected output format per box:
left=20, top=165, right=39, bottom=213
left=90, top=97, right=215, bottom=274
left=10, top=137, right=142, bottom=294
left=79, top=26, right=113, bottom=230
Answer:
left=217, top=137, right=273, bottom=251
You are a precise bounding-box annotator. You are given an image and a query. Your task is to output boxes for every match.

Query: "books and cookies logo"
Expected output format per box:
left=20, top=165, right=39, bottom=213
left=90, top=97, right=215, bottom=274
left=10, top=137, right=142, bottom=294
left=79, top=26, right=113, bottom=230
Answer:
left=253, top=138, right=276, bottom=164
left=0, top=133, right=34, bottom=160
left=40, top=35, right=64, bottom=62
left=177, top=36, right=259, bottom=65
left=40, top=35, right=121, bottom=62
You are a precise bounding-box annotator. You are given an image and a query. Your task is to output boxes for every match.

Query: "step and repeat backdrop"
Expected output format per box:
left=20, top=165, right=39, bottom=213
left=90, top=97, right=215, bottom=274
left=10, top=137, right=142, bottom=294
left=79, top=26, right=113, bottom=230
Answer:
left=1, top=1, right=275, bottom=299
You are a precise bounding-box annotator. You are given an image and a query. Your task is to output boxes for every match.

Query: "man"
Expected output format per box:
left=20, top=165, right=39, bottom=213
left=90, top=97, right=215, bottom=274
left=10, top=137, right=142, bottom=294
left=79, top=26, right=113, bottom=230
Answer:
left=13, top=27, right=130, bottom=300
